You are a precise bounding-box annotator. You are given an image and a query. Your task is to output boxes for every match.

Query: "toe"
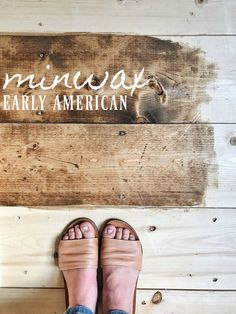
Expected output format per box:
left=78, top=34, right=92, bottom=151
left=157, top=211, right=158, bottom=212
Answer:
left=75, top=224, right=82, bottom=239
left=129, top=233, right=136, bottom=241
left=68, top=228, right=75, bottom=240
left=115, top=227, right=123, bottom=240
left=103, top=224, right=116, bottom=239
left=80, top=221, right=95, bottom=239
left=63, top=233, right=69, bottom=240
left=122, top=228, right=130, bottom=240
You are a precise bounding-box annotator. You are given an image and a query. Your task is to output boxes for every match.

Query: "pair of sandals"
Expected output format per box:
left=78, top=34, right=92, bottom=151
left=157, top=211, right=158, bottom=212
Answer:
left=57, top=218, right=143, bottom=314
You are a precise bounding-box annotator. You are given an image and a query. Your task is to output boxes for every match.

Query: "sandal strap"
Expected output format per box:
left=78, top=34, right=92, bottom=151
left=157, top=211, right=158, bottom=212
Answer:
left=101, top=238, right=142, bottom=271
left=58, top=238, right=98, bottom=270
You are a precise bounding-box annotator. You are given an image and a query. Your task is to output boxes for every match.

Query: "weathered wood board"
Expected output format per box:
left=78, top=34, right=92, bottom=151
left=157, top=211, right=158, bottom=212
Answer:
left=0, top=35, right=236, bottom=123
left=0, top=288, right=236, bottom=314
left=0, top=0, right=235, bottom=35
left=1, top=207, right=236, bottom=290
left=0, top=123, right=235, bottom=207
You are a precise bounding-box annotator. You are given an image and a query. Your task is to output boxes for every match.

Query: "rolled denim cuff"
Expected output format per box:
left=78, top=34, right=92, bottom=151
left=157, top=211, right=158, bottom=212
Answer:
left=107, top=310, right=128, bottom=314
left=65, top=305, right=94, bottom=314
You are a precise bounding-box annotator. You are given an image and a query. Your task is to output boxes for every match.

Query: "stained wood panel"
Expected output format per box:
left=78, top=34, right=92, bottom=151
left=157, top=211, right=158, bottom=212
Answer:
left=0, top=288, right=235, bottom=314
left=0, top=35, right=236, bottom=123
left=0, top=0, right=235, bottom=35
left=0, top=123, right=235, bottom=207
left=1, top=207, right=236, bottom=290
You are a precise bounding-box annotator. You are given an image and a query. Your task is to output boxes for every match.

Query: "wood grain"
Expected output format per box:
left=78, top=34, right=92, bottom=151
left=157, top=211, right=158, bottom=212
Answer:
left=0, top=123, right=235, bottom=207
left=138, top=290, right=236, bottom=314
left=0, top=0, right=235, bottom=35
left=0, top=35, right=235, bottom=123
left=1, top=207, right=236, bottom=290
left=0, top=123, right=226, bottom=206
left=0, top=288, right=236, bottom=314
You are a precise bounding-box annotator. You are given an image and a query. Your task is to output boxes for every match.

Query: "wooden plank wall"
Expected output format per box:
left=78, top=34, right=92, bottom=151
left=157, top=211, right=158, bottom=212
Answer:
left=0, top=1, right=236, bottom=314
left=0, top=0, right=235, bottom=35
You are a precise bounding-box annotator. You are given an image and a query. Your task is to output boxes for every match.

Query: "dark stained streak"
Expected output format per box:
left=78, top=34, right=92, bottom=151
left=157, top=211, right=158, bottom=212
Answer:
left=0, top=34, right=216, bottom=124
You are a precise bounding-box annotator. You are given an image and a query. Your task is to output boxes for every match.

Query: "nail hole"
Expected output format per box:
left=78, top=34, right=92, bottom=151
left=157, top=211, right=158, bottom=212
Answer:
left=38, top=22, right=43, bottom=26
left=149, top=226, right=156, bottom=232
left=213, top=278, right=218, bottom=282
left=39, top=52, right=46, bottom=59
left=36, top=110, right=44, bottom=116
left=119, top=193, right=126, bottom=200
left=230, top=137, right=236, bottom=146
left=119, top=130, right=127, bottom=136
left=141, top=301, right=146, bottom=305
left=212, top=217, right=217, bottom=222
left=152, top=291, right=162, bottom=304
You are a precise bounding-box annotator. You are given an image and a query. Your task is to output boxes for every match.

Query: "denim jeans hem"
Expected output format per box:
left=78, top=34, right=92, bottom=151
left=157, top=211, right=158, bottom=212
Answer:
left=107, top=310, right=128, bottom=314
left=65, top=304, right=94, bottom=314
left=64, top=305, right=128, bottom=314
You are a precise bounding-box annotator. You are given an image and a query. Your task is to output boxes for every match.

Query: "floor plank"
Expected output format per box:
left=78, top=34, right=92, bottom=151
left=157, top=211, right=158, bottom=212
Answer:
left=0, top=123, right=235, bottom=207
left=0, top=1, right=235, bottom=35
left=138, top=290, right=236, bottom=314
left=0, top=289, right=65, bottom=314
left=0, top=288, right=236, bottom=314
left=0, top=206, right=236, bottom=290
left=0, top=35, right=236, bottom=123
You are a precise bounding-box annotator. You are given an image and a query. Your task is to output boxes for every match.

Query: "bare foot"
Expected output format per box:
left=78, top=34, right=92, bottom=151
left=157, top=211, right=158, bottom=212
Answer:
left=102, top=225, right=139, bottom=314
left=62, top=221, right=98, bottom=312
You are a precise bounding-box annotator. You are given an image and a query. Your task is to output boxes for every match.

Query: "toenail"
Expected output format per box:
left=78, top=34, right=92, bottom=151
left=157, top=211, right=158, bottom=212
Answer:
left=107, top=227, right=114, bottom=234
left=82, top=224, right=89, bottom=231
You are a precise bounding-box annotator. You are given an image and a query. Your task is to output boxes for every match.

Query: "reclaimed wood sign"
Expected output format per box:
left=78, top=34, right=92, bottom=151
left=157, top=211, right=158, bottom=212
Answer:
left=0, top=35, right=215, bottom=123
left=0, top=34, right=228, bottom=207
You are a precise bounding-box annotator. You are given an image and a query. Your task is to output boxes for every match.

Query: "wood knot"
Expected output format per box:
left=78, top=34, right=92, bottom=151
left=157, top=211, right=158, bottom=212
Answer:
left=152, top=291, right=162, bottom=304
left=149, top=226, right=156, bottom=232
left=195, top=0, right=207, bottom=6
left=32, top=142, right=40, bottom=150
left=91, top=76, right=101, bottom=86
left=230, top=136, right=236, bottom=146
left=147, top=76, right=167, bottom=104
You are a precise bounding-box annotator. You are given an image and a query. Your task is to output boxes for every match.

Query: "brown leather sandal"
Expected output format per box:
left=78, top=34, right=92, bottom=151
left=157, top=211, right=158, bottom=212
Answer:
left=56, top=218, right=99, bottom=308
left=101, top=219, right=143, bottom=314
